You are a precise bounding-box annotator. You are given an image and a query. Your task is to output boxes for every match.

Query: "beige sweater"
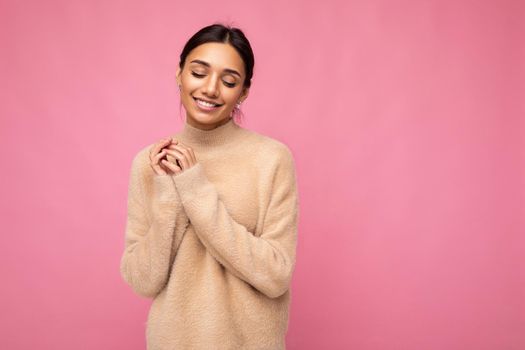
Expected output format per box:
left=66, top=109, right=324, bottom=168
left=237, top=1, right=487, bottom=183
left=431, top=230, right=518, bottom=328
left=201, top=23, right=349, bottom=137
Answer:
left=120, top=118, right=299, bottom=349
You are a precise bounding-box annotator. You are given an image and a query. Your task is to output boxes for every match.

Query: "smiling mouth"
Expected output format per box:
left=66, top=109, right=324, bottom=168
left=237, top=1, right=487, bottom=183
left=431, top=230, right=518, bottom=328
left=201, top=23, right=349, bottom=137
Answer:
left=193, top=97, right=223, bottom=107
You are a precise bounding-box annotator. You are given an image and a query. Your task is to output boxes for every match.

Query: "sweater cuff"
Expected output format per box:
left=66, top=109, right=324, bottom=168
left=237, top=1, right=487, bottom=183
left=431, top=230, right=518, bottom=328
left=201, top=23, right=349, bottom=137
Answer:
left=171, top=163, right=209, bottom=205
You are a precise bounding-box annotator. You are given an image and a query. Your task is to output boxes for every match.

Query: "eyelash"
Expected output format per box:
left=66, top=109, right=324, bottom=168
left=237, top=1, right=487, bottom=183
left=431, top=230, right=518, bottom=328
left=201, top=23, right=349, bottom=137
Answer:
left=191, top=72, right=236, bottom=88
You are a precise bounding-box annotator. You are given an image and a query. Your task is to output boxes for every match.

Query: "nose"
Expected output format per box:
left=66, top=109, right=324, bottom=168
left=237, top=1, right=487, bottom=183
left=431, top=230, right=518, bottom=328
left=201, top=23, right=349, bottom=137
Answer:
left=203, top=74, right=219, bottom=98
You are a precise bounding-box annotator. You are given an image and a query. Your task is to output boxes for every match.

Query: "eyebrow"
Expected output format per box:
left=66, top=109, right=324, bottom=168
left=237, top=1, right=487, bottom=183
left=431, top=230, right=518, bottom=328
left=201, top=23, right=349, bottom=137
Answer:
left=189, top=59, right=241, bottom=78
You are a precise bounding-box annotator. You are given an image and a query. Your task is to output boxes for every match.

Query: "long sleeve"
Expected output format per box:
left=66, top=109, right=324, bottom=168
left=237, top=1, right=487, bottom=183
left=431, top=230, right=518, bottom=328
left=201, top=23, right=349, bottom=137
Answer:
left=171, top=148, right=299, bottom=299
left=120, top=153, right=189, bottom=298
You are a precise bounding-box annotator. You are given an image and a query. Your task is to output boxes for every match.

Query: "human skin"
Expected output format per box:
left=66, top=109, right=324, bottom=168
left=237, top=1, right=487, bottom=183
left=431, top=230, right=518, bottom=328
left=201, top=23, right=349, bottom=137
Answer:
left=149, top=42, right=250, bottom=176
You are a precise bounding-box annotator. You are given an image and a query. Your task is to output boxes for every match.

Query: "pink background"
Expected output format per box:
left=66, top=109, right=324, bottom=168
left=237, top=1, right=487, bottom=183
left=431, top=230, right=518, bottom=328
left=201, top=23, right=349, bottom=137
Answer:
left=1, top=0, right=523, bottom=349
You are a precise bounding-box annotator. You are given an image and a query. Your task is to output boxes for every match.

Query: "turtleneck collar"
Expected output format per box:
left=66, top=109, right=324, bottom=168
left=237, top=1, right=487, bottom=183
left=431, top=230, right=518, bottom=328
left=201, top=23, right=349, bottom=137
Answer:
left=176, top=117, right=243, bottom=148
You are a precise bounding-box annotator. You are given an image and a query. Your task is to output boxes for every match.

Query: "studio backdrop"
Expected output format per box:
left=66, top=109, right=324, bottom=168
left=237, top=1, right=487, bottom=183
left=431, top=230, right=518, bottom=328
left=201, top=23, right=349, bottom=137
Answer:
left=1, top=0, right=523, bottom=349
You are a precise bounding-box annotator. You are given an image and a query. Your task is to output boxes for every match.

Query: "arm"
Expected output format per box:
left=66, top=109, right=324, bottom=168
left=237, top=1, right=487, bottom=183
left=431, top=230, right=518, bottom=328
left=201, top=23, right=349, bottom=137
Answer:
left=119, top=152, right=189, bottom=298
left=172, top=148, right=299, bottom=299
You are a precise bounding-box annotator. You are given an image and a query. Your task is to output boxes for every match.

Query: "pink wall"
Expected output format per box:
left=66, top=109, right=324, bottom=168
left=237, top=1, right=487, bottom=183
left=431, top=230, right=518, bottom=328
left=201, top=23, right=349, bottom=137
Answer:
left=1, top=0, right=523, bottom=349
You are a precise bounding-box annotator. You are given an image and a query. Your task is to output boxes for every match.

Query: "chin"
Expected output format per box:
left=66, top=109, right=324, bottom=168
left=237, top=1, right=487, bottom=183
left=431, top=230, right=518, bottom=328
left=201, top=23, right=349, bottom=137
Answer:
left=191, top=114, right=222, bottom=123
left=187, top=114, right=230, bottom=128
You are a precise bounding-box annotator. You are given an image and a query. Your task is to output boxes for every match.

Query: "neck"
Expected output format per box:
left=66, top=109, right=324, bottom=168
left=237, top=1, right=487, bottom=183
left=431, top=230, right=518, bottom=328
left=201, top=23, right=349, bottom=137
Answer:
left=177, top=117, right=242, bottom=148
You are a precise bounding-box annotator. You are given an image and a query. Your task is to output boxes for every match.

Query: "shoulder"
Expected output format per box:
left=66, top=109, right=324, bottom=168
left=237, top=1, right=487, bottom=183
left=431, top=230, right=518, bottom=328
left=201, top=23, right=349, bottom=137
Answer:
left=240, top=130, right=299, bottom=200
left=240, top=128, right=296, bottom=166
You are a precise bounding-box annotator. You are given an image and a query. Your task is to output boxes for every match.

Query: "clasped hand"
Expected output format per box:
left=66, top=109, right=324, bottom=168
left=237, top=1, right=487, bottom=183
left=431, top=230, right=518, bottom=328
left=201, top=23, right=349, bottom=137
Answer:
left=149, top=137, right=197, bottom=176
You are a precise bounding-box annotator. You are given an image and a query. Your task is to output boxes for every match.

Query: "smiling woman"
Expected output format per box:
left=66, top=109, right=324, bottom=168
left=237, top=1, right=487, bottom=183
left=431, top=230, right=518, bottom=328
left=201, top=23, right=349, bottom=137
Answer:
left=120, top=23, right=299, bottom=350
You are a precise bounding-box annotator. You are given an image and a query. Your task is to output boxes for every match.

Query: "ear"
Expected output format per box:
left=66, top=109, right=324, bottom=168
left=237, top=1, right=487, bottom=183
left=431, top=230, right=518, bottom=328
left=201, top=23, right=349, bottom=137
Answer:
left=239, top=87, right=250, bottom=103
left=175, top=68, right=181, bottom=87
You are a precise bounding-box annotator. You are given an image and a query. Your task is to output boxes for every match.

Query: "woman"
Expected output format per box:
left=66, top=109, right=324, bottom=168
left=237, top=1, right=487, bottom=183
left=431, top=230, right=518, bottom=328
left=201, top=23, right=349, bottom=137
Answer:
left=120, top=23, right=299, bottom=349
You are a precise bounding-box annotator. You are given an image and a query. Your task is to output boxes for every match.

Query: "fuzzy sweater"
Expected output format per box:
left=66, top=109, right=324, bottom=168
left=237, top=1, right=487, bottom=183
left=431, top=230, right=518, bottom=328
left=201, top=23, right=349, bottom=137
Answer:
left=120, top=117, right=299, bottom=350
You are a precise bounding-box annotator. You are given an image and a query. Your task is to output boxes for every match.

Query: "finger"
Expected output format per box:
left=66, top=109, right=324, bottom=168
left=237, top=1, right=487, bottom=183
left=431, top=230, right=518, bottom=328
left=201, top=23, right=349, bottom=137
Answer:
left=150, top=142, right=162, bottom=160
left=152, top=149, right=168, bottom=166
left=155, top=150, right=178, bottom=175
left=166, top=153, right=176, bottom=163
left=165, top=148, right=189, bottom=170
left=167, top=154, right=182, bottom=170
left=171, top=144, right=195, bottom=167
left=172, top=148, right=190, bottom=170
left=151, top=138, right=172, bottom=158
left=166, top=142, right=180, bottom=151
left=165, top=148, right=184, bottom=161
left=162, top=138, right=177, bottom=150
left=161, top=159, right=182, bottom=174
left=154, top=148, right=167, bottom=160
left=177, top=143, right=196, bottom=163
left=158, top=159, right=171, bottom=173
left=159, top=138, right=172, bottom=152
left=154, top=138, right=168, bottom=153
left=159, top=149, right=182, bottom=174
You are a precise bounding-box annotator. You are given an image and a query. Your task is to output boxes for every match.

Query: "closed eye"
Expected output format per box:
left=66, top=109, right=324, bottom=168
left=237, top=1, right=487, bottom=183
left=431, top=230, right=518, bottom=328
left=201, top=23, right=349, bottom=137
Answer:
left=191, top=72, right=236, bottom=88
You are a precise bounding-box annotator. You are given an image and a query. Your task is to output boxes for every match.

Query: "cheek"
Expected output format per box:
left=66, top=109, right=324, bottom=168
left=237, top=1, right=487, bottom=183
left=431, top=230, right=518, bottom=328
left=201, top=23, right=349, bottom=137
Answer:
left=182, top=78, right=200, bottom=91
left=222, top=89, right=242, bottom=104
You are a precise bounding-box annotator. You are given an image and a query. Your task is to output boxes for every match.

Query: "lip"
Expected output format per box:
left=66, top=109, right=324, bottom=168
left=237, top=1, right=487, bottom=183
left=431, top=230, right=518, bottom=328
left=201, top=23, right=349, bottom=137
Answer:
left=193, top=96, right=223, bottom=106
left=193, top=97, right=223, bottom=112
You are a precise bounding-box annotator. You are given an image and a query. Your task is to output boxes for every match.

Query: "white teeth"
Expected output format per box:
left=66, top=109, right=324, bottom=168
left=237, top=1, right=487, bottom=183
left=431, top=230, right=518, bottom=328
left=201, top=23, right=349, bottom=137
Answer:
left=196, top=99, right=219, bottom=107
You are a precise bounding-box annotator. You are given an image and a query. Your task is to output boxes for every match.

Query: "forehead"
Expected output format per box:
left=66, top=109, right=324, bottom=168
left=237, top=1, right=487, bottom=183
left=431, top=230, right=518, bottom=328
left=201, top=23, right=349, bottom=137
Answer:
left=186, top=42, right=245, bottom=75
